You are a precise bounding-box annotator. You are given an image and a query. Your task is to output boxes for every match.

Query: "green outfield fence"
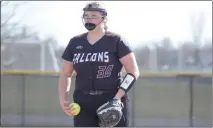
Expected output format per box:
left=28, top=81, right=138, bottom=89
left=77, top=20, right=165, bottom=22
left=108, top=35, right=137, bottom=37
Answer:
left=1, top=70, right=212, bottom=127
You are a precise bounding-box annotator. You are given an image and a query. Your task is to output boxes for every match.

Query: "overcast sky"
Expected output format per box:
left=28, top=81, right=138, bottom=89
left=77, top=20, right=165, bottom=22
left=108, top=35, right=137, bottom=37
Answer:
left=2, top=1, right=212, bottom=48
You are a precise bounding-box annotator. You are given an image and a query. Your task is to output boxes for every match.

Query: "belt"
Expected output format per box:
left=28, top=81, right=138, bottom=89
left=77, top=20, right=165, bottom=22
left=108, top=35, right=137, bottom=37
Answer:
left=82, top=90, right=117, bottom=95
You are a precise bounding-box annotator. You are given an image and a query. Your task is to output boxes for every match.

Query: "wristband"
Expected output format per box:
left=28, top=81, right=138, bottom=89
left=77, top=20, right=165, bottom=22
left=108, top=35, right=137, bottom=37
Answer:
left=119, top=73, right=136, bottom=92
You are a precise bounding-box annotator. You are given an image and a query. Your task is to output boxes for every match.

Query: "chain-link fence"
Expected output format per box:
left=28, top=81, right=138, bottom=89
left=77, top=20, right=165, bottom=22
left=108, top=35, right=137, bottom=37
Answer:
left=1, top=71, right=212, bottom=127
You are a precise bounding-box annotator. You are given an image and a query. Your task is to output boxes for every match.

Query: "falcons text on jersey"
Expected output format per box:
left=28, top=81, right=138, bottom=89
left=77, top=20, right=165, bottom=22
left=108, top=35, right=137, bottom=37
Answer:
left=73, top=52, right=109, bottom=64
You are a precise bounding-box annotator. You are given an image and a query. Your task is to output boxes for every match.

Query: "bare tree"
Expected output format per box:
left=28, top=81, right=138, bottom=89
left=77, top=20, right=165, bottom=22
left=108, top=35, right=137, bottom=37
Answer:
left=1, top=2, right=19, bottom=27
left=1, top=1, right=29, bottom=40
left=1, top=1, right=40, bottom=69
left=190, top=11, right=206, bottom=69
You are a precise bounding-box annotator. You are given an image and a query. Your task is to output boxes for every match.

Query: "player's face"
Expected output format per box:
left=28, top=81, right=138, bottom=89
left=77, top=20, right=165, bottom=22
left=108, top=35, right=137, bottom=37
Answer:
left=83, top=11, right=104, bottom=25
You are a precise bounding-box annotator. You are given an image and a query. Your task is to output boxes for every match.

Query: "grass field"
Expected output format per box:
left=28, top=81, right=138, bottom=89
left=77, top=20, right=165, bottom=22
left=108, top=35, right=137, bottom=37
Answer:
left=1, top=74, right=212, bottom=127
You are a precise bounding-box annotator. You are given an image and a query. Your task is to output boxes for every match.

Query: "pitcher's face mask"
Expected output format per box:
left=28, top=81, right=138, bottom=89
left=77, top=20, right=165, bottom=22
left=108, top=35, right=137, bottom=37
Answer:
left=82, top=5, right=107, bottom=31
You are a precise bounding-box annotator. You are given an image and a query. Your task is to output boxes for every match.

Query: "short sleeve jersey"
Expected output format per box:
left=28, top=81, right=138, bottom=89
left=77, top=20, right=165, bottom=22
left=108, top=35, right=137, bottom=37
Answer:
left=62, top=31, right=133, bottom=91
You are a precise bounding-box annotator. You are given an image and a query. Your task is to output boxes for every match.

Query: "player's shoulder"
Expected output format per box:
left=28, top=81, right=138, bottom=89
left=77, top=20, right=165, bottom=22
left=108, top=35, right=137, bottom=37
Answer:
left=73, top=32, right=87, bottom=39
left=70, top=32, right=87, bottom=41
left=105, top=31, right=122, bottom=39
left=68, top=32, right=87, bottom=45
left=105, top=31, right=127, bottom=43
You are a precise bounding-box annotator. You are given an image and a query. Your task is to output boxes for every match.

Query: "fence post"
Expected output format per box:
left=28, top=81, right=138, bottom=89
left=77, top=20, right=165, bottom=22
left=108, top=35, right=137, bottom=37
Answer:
left=132, top=79, right=136, bottom=127
left=21, top=74, right=26, bottom=126
left=189, top=75, right=194, bottom=127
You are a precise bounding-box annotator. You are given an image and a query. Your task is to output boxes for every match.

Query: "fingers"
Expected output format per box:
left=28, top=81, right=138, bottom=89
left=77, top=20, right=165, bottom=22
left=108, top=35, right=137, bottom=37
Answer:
left=70, top=106, right=76, bottom=111
left=68, top=103, right=78, bottom=112
left=62, top=105, right=70, bottom=110
left=62, top=107, right=74, bottom=116
left=64, top=105, right=76, bottom=116
left=65, top=110, right=74, bottom=116
left=61, top=103, right=78, bottom=116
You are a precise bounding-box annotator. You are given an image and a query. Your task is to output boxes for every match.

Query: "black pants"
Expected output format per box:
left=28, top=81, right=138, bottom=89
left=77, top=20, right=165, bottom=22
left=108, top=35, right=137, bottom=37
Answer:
left=73, top=90, right=129, bottom=127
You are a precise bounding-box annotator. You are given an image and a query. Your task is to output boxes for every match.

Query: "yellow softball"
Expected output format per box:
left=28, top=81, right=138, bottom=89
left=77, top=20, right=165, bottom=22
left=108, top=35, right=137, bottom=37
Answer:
left=69, top=103, right=81, bottom=116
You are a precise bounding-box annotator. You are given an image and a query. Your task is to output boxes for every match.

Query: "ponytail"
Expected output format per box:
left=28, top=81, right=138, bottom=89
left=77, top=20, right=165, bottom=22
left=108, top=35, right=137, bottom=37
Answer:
left=104, top=22, right=108, bottom=31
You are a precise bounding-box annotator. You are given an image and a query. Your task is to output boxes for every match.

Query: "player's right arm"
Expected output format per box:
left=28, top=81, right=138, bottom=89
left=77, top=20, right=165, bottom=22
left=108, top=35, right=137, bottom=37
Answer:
left=58, top=60, right=74, bottom=111
left=58, top=37, right=76, bottom=116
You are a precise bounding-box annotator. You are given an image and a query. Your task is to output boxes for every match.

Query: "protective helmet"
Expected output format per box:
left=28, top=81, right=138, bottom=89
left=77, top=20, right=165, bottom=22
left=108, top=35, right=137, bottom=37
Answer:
left=82, top=2, right=107, bottom=31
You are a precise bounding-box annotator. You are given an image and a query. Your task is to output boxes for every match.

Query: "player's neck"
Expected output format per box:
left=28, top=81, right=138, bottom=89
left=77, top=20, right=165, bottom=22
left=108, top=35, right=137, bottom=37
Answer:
left=88, top=28, right=105, bottom=37
left=87, top=29, right=105, bottom=45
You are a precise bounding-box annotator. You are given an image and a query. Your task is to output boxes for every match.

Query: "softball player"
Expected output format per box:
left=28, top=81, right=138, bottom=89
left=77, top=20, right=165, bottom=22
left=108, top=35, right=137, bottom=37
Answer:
left=58, top=2, right=139, bottom=127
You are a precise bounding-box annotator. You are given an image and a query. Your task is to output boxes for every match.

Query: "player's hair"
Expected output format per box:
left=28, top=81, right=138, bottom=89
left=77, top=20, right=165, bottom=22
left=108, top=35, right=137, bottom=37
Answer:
left=84, top=1, right=105, bottom=9
left=83, top=2, right=108, bottom=31
left=104, top=22, right=108, bottom=31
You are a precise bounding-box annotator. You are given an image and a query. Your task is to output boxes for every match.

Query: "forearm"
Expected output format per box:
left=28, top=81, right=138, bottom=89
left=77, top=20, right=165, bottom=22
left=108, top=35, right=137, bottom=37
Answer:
left=114, top=71, right=139, bottom=99
left=114, top=89, right=125, bottom=99
left=58, top=73, right=72, bottom=104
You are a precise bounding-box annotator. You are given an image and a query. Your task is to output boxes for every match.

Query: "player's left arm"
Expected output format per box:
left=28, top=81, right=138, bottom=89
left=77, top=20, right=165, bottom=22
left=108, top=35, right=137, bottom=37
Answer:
left=114, top=52, right=140, bottom=99
left=114, top=37, right=140, bottom=100
left=96, top=37, right=139, bottom=126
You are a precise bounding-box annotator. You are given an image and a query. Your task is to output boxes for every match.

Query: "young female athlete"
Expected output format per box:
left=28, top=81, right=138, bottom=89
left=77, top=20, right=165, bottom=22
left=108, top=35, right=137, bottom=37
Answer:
left=58, top=2, right=140, bottom=127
